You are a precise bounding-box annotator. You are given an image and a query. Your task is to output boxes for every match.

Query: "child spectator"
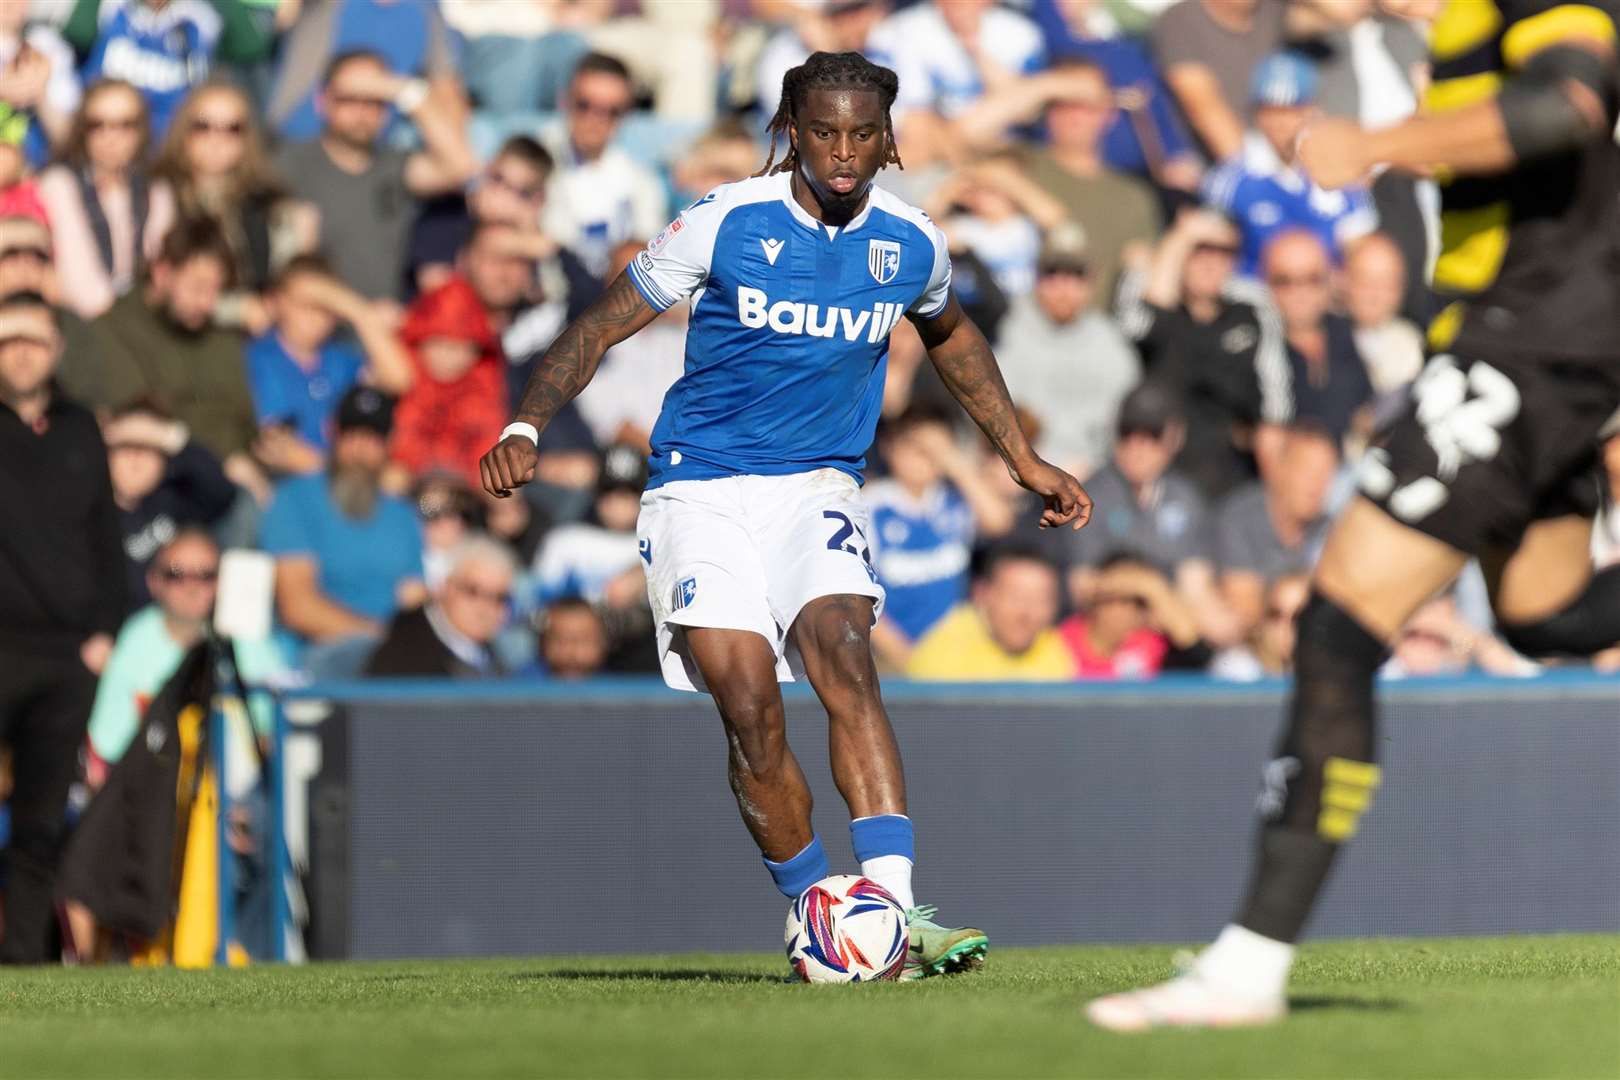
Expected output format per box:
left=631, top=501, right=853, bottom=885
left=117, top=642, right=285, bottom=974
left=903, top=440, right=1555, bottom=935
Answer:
left=104, top=399, right=237, bottom=605
left=247, top=255, right=414, bottom=468
left=391, top=275, right=508, bottom=486
left=866, top=407, right=1012, bottom=670
left=1057, top=553, right=1208, bottom=679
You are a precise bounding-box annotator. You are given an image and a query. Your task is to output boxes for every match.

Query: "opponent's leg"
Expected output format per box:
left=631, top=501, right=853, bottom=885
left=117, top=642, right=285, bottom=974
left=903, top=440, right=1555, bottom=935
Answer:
left=1087, top=498, right=1467, bottom=1031
left=1486, top=515, right=1620, bottom=656
left=682, top=626, right=826, bottom=897
left=791, top=594, right=987, bottom=978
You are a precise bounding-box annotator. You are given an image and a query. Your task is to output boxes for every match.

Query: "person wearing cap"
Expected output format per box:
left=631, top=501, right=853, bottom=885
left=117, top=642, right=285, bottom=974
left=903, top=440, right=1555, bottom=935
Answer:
left=0, top=290, right=126, bottom=963
left=1057, top=381, right=1243, bottom=648
left=104, top=398, right=237, bottom=606
left=993, top=221, right=1141, bottom=481
left=1114, top=205, right=1291, bottom=498
left=260, top=384, right=425, bottom=679
left=1199, top=51, right=1378, bottom=277
left=0, top=214, right=103, bottom=411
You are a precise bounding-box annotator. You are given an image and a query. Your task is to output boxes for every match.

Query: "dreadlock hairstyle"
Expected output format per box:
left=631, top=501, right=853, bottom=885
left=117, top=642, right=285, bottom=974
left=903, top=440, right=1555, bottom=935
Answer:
left=755, top=51, right=904, bottom=178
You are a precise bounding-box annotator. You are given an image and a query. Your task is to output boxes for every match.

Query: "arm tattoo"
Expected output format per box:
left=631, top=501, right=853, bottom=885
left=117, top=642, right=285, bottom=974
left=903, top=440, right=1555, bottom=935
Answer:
left=915, top=302, right=1034, bottom=470
left=513, top=271, right=658, bottom=430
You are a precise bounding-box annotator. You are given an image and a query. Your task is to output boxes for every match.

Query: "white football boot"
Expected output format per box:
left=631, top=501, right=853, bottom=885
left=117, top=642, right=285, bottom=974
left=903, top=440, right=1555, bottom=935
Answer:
left=1085, top=953, right=1286, bottom=1032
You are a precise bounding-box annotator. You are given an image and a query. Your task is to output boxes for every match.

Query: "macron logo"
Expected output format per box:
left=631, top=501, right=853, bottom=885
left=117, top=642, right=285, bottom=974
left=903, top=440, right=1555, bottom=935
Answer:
left=737, top=286, right=906, bottom=343
left=761, top=237, right=785, bottom=265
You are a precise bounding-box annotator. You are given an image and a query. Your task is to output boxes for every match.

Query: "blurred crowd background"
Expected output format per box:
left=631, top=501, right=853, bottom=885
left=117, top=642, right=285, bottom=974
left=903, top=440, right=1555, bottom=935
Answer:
left=0, top=0, right=1616, bottom=720
left=0, top=0, right=1618, bottom=966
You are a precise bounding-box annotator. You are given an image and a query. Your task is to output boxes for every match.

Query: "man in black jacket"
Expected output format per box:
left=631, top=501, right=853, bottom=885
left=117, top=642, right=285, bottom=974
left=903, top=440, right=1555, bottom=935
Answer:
left=0, top=291, right=126, bottom=963
left=364, top=535, right=516, bottom=678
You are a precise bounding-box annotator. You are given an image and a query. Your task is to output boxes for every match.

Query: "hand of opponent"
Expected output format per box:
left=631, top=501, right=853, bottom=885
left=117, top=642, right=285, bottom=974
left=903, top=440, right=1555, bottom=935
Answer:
left=1296, top=117, right=1373, bottom=190
left=480, top=436, right=539, bottom=499
left=1013, top=456, right=1092, bottom=531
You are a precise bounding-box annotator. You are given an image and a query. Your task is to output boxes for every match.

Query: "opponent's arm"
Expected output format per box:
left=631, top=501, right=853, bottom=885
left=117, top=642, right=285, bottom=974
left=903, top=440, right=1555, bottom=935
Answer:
left=481, top=271, right=659, bottom=497
left=910, top=296, right=1092, bottom=531
left=1300, top=33, right=1618, bottom=187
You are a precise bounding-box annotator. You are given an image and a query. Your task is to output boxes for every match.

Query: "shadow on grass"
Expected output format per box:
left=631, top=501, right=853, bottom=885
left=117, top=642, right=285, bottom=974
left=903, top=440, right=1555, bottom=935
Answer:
left=513, top=970, right=781, bottom=986
left=1290, top=995, right=1407, bottom=1013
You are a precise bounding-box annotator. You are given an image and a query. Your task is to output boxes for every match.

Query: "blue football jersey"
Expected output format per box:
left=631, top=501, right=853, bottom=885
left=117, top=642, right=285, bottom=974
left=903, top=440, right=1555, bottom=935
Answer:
left=627, top=171, right=951, bottom=489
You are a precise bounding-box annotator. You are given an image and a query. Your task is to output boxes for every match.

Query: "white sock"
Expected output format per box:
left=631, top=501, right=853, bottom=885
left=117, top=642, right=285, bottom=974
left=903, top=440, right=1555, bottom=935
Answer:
left=860, top=855, right=915, bottom=911
left=1194, top=924, right=1295, bottom=1001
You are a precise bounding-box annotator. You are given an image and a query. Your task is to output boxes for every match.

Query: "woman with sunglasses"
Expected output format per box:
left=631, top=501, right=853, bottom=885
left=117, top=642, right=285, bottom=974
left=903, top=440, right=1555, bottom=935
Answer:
left=153, top=80, right=315, bottom=334
left=36, top=78, right=175, bottom=319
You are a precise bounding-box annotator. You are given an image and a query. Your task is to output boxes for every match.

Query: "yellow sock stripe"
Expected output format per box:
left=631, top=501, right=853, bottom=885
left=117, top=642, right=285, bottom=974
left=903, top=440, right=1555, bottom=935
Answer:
left=1502, top=4, right=1617, bottom=69
left=1318, top=758, right=1383, bottom=841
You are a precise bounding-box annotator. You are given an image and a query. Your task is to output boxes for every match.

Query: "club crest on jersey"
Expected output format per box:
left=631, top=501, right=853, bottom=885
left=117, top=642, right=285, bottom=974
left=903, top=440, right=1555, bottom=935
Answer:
left=868, top=239, right=900, bottom=284
left=673, top=576, right=697, bottom=610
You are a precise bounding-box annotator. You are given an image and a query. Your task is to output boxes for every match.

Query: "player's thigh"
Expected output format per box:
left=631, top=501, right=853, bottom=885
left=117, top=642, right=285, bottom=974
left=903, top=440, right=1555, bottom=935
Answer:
left=1314, top=497, right=1469, bottom=641
left=682, top=626, right=788, bottom=732
left=639, top=480, right=784, bottom=694
left=754, top=470, right=886, bottom=638
left=789, top=593, right=882, bottom=701
left=1481, top=514, right=1596, bottom=625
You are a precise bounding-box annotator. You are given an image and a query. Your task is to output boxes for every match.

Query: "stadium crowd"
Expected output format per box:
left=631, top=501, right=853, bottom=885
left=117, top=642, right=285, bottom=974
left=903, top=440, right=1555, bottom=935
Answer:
left=0, top=0, right=1619, bottom=961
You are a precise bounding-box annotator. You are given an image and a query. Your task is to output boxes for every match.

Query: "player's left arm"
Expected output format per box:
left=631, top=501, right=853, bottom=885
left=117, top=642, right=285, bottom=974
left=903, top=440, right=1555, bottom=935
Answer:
left=909, top=296, right=1092, bottom=531
left=1300, top=6, right=1619, bottom=187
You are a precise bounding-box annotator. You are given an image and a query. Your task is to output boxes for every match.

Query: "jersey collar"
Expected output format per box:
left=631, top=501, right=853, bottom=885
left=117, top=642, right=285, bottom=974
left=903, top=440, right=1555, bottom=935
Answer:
left=779, top=170, right=876, bottom=236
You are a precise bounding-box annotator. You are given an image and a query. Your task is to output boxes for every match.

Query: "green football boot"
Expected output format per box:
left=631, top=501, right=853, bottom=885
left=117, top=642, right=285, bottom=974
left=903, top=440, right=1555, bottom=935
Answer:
left=900, top=904, right=988, bottom=980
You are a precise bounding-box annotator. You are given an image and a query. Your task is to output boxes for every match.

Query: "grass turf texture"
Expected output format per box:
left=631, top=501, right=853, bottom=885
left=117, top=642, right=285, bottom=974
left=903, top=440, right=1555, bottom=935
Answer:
left=2, top=935, right=1616, bottom=1079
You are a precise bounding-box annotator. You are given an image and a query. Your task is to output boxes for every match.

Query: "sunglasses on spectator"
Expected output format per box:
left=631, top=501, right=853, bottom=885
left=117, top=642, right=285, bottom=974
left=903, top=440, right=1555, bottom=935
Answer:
left=0, top=244, right=50, bottom=263
left=1096, top=592, right=1149, bottom=610
left=190, top=117, right=246, bottom=137
left=1119, top=425, right=1167, bottom=440
left=1193, top=242, right=1240, bottom=257
left=1265, top=605, right=1302, bottom=622
left=160, top=565, right=219, bottom=584
left=450, top=579, right=513, bottom=606
left=1267, top=272, right=1328, bottom=288
left=1038, top=261, right=1089, bottom=277
left=571, top=97, right=628, bottom=120
left=86, top=116, right=141, bottom=133
left=328, top=92, right=388, bottom=109
left=486, top=169, right=544, bottom=202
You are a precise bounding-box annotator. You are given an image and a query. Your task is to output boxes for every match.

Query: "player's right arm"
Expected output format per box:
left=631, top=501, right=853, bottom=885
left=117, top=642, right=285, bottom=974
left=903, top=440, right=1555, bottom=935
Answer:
left=480, top=271, right=659, bottom=498
left=1300, top=6, right=1619, bottom=188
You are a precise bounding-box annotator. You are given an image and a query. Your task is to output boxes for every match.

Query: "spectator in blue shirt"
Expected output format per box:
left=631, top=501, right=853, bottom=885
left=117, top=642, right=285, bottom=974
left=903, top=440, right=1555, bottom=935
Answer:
left=64, top=0, right=274, bottom=138
left=261, top=385, right=425, bottom=678
left=1028, top=0, right=1201, bottom=191
left=246, top=256, right=414, bottom=469
left=1200, top=52, right=1377, bottom=278
left=865, top=407, right=1013, bottom=671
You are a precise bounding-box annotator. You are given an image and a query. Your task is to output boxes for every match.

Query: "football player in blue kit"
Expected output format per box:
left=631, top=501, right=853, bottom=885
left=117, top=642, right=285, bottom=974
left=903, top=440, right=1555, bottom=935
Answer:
left=481, top=51, right=1091, bottom=978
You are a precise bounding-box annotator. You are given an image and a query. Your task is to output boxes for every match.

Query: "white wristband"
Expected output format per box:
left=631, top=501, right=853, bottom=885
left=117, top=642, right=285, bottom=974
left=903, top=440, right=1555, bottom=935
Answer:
left=501, top=421, right=540, bottom=446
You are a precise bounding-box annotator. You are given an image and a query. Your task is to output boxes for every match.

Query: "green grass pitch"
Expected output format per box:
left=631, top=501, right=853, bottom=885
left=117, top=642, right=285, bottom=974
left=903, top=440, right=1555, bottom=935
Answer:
left=2, top=934, right=1616, bottom=1079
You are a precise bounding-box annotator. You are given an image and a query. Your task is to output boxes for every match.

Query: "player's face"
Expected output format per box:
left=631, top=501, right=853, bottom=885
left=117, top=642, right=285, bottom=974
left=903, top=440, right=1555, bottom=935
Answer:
left=977, top=559, right=1059, bottom=656
left=790, top=88, right=888, bottom=212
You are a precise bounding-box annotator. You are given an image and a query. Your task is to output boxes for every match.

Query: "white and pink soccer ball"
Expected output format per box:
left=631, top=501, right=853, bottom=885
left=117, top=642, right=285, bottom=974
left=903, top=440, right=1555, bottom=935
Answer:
left=784, top=874, right=909, bottom=983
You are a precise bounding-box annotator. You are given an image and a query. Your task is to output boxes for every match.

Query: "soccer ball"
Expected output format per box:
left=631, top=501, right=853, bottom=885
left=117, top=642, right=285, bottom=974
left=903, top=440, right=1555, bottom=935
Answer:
left=784, top=874, right=909, bottom=983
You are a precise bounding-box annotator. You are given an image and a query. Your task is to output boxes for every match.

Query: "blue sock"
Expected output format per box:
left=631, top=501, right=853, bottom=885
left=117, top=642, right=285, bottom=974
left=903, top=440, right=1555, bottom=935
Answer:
left=850, top=814, right=914, bottom=862
left=764, top=835, right=829, bottom=898
left=851, top=815, right=916, bottom=909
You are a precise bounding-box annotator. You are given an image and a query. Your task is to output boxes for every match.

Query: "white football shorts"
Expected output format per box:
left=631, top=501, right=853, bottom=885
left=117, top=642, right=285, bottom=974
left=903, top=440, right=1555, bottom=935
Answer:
left=638, top=469, right=886, bottom=693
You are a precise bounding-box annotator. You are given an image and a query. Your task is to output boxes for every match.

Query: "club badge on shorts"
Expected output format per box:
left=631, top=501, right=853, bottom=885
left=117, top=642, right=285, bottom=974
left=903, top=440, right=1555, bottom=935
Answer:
left=673, top=576, right=697, bottom=611
left=868, top=239, right=900, bottom=284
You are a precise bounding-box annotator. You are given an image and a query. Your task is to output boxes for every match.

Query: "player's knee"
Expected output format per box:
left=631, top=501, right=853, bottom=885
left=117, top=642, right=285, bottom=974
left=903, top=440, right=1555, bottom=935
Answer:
left=801, top=600, right=879, bottom=696
left=1497, top=566, right=1620, bottom=657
